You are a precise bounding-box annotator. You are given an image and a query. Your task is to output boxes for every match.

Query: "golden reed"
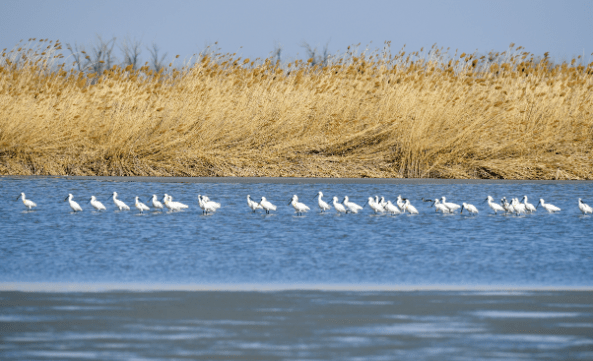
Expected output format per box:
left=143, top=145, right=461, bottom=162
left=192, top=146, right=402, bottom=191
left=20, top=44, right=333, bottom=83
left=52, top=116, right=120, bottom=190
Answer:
left=1, top=40, right=592, bottom=179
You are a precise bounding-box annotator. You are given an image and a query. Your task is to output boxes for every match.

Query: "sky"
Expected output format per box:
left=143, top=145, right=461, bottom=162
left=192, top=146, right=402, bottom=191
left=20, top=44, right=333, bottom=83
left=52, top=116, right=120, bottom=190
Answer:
left=1, top=0, right=592, bottom=64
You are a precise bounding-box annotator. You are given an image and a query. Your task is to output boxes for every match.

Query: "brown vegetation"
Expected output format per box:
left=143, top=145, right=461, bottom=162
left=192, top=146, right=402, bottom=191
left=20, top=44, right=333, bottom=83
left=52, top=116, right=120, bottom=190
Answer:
left=1, top=40, right=592, bottom=179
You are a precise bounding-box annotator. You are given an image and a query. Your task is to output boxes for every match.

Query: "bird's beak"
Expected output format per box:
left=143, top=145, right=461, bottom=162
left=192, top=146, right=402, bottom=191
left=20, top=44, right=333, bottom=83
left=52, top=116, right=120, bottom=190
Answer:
left=430, top=201, right=435, bottom=207
left=536, top=202, right=540, bottom=209
left=483, top=198, right=488, bottom=203
left=461, top=206, right=464, bottom=214
left=287, top=200, right=292, bottom=205
left=64, top=196, right=68, bottom=201
left=15, top=195, right=19, bottom=201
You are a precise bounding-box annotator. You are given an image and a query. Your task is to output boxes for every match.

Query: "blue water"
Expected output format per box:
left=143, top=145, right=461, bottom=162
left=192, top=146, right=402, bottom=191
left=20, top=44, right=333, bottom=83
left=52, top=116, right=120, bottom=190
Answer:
left=1, top=177, right=592, bottom=286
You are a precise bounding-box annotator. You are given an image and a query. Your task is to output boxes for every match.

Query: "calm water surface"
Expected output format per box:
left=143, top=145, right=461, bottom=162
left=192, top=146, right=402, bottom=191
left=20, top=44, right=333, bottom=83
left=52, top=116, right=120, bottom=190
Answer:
left=1, top=177, right=592, bottom=360
left=1, top=177, right=592, bottom=286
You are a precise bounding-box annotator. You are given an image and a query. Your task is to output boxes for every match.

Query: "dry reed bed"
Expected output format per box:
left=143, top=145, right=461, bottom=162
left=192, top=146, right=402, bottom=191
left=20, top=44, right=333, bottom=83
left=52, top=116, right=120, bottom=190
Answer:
left=1, top=41, right=592, bottom=179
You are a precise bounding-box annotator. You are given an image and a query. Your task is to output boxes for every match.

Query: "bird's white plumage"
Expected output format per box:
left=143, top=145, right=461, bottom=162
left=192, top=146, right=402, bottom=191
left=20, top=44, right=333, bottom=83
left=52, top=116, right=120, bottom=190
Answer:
left=112, top=192, right=130, bottom=211
left=522, top=196, right=536, bottom=213
left=17, top=192, right=37, bottom=210
left=90, top=196, right=106, bottom=211
left=247, top=195, right=263, bottom=212
left=163, top=194, right=188, bottom=212
left=290, top=195, right=310, bottom=215
left=343, top=196, right=362, bottom=214
left=433, top=199, right=451, bottom=214
left=403, top=199, right=419, bottom=214
left=441, top=197, right=461, bottom=212
left=578, top=198, right=592, bottom=215
left=65, top=193, right=83, bottom=212
left=485, top=196, right=504, bottom=214
left=316, top=192, right=332, bottom=212
left=511, top=198, right=526, bottom=215
left=259, top=197, right=277, bottom=214
left=537, top=198, right=561, bottom=213
left=367, top=197, right=385, bottom=213
left=134, top=197, right=150, bottom=213
left=151, top=195, right=164, bottom=210
left=461, top=202, right=479, bottom=214
left=384, top=200, right=402, bottom=215
left=332, top=196, right=347, bottom=214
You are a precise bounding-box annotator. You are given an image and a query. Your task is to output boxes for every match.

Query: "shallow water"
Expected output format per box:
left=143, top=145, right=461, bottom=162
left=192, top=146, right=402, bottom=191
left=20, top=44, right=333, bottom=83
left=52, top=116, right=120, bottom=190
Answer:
left=2, top=177, right=593, bottom=360
left=1, top=177, right=592, bottom=286
left=1, top=290, right=592, bottom=360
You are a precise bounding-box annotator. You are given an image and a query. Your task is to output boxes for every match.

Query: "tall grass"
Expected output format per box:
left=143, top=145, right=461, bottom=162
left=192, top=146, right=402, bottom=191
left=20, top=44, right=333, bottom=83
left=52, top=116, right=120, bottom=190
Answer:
left=1, top=40, right=592, bottom=179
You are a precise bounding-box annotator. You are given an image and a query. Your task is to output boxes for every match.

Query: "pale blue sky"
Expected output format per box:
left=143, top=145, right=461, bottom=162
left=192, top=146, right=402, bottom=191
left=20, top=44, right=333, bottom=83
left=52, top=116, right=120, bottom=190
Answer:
left=1, top=0, right=591, bottom=63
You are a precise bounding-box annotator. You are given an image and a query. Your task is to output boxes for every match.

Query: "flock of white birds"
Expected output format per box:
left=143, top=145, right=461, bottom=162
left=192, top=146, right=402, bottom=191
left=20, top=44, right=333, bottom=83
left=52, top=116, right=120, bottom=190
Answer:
left=14, top=191, right=593, bottom=216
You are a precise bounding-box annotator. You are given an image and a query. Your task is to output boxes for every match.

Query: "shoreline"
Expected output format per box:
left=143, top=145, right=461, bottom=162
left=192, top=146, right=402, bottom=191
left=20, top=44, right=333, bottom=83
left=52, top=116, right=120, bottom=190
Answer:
left=1, top=282, right=592, bottom=293
left=2, top=175, right=593, bottom=184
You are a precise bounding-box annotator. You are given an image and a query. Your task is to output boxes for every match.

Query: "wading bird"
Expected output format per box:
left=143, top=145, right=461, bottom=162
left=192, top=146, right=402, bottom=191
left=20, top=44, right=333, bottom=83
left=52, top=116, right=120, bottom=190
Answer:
left=433, top=199, right=452, bottom=214
left=289, top=195, right=310, bottom=215
left=511, top=198, right=526, bottom=215
left=16, top=193, right=37, bottom=210
left=112, top=192, right=130, bottom=211
left=485, top=196, right=504, bottom=214
left=151, top=194, right=164, bottom=211
left=441, top=197, right=461, bottom=213
left=343, top=196, right=363, bottom=214
left=90, top=196, right=106, bottom=211
left=247, top=195, right=263, bottom=212
left=403, top=199, right=419, bottom=214
left=332, top=196, right=347, bottom=214
left=134, top=197, right=150, bottom=213
left=366, top=197, right=385, bottom=214
left=521, top=196, right=536, bottom=213
left=259, top=196, right=277, bottom=214
left=578, top=198, right=592, bottom=215
left=461, top=202, right=478, bottom=215
left=536, top=198, right=561, bottom=213
left=384, top=200, right=402, bottom=215
left=65, top=194, right=83, bottom=212
left=315, top=192, right=332, bottom=212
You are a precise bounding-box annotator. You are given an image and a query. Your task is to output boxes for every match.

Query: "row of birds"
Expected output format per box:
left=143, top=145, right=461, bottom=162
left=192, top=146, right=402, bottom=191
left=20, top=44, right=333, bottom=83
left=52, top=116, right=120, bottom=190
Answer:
left=15, top=191, right=593, bottom=215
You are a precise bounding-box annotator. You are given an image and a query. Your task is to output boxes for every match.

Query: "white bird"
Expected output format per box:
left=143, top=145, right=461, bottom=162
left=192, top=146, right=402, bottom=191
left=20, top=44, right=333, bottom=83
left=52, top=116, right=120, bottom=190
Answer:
left=163, top=194, right=188, bottom=212
left=461, top=202, right=479, bottom=215
left=16, top=192, right=37, bottom=210
left=485, top=196, right=505, bottom=214
left=366, top=197, right=385, bottom=214
left=403, top=199, right=419, bottom=214
left=259, top=196, right=277, bottom=214
left=396, top=195, right=406, bottom=212
left=433, top=199, right=452, bottom=214
left=247, top=195, right=263, bottom=212
left=134, top=197, right=150, bottom=213
left=578, top=198, right=592, bottom=215
left=384, top=200, right=402, bottom=215
left=151, top=194, right=164, bottom=211
left=89, top=196, right=106, bottom=211
left=198, top=195, right=219, bottom=214
left=332, top=196, right=347, bottom=214
left=511, top=198, right=526, bottom=215
left=537, top=198, right=561, bottom=213
left=64, top=193, right=83, bottom=212
left=289, top=195, right=310, bottom=215
left=343, top=196, right=363, bottom=214
left=522, top=196, right=536, bottom=213
left=441, top=197, right=461, bottom=212
left=316, top=192, right=332, bottom=212
left=112, top=192, right=130, bottom=211
left=379, top=196, right=387, bottom=208
left=501, top=197, right=515, bottom=214
left=201, top=195, right=221, bottom=210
